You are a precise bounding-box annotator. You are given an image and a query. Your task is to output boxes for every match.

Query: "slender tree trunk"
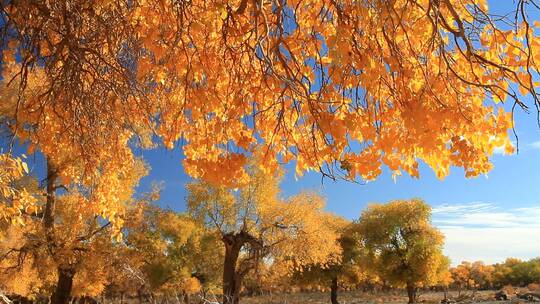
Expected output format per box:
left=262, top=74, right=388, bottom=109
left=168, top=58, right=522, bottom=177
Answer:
left=51, top=267, right=75, bottom=304
left=222, top=237, right=242, bottom=304
left=406, top=284, right=417, bottom=304
left=443, top=288, right=448, bottom=300
left=138, top=289, right=143, bottom=304
left=330, top=276, right=339, bottom=304
left=44, top=157, right=57, bottom=241
left=183, top=292, right=190, bottom=304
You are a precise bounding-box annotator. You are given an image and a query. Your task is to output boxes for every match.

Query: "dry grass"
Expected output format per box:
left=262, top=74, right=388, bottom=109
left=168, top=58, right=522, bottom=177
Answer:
left=240, top=290, right=538, bottom=304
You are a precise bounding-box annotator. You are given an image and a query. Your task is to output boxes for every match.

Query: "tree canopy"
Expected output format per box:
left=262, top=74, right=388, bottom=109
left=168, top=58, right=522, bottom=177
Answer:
left=2, top=0, right=540, bottom=194
left=355, top=199, right=450, bottom=304
left=187, top=161, right=342, bottom=304
left=1, top=1, right=540, bottom=303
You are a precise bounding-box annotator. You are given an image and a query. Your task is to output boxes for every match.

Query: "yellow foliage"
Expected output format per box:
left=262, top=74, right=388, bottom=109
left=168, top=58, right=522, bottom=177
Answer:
left=0, top=154, right=39, bottom=223
left=181, top=277, right=202, bottom=295
left=1, top=0, right=540, bottom=299
left=356, top=199, right=449, bottom=289
left=1, top=0, right=537, bottom=200
left=187, top=160, right=342, bottom=282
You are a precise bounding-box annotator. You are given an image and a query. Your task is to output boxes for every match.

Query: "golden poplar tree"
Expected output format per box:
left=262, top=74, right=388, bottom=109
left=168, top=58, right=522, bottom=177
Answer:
left=2, top=1, right=540, bottom=302
left=1, top=0, right=539, bottom=189
left=355, top=199, right=450, bottom=304
left=0, top=157, right=147, bottom=303
left=187, top=161, right=342, bottom=304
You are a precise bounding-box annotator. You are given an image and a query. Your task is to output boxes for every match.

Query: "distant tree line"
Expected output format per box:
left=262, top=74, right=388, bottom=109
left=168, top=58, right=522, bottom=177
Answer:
left=450, top=258, right=540, bottom=291
left=1, top=162, right=538, bottom=304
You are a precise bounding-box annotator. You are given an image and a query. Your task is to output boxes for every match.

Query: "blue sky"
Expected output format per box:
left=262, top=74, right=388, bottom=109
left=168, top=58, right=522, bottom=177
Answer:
left=135, top=1, right=540, bottom=265
left=3, top=0, right=539, bottom=266
left=137, top=102, right=540, bottom=265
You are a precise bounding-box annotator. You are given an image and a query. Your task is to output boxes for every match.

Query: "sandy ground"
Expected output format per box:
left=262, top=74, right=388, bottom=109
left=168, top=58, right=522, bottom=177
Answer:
left=240, top=290, right=540, bottom=304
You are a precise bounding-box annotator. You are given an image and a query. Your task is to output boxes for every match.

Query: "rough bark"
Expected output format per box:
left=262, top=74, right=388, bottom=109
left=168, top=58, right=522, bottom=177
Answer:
left=222, top=236, right=242, bottom=304
left=221, top=230, right=264, bottom=304
left=406, top=284, right=417, bottom=304
left=51, top=267, right=75, bottom=304
left=330, top=276, right=339, bottom=304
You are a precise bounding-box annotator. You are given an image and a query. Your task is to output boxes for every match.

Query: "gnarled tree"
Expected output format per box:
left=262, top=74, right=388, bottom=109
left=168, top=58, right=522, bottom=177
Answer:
left=187, top=162, right=342, bottom=304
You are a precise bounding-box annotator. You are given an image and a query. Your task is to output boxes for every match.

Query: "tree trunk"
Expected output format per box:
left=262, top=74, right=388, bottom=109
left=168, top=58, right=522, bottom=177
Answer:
left=51, top=267, right=75, bottom=304
left=44, top=157, right=57, bottom=242
left=138, top=289, right=144, bottom=304
left=406, top=284, right=417, bottom=304
left=45, top=158, right=75, bottom=304
left=222, top=236, right=242, bottom=304
left=183, top=292, right=190, bottom=304
left=330, top=276, right=339, bottom=304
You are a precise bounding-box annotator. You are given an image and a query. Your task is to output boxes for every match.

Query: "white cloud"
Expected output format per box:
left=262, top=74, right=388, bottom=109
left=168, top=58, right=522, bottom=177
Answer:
left=441, top=227, right=540, bottom=265
left=528, top=140, right=540, bottom=150
left=433, top=202, right=540, bottom=228
left=432, top=202, right=540, bottom=265
left=432, top=202, right=495, bottom=214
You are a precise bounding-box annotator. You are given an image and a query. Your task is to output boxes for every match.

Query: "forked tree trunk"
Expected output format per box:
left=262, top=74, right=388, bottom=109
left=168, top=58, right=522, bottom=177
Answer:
left=51, top=267, right=75, bottom=304
left=330, top=276, right=339, bottom=304
left=222, top=231, right=263, bottom=304
left=406, top=284, right=417, bottom=304
left=222, top=239, right=242, bottom=304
